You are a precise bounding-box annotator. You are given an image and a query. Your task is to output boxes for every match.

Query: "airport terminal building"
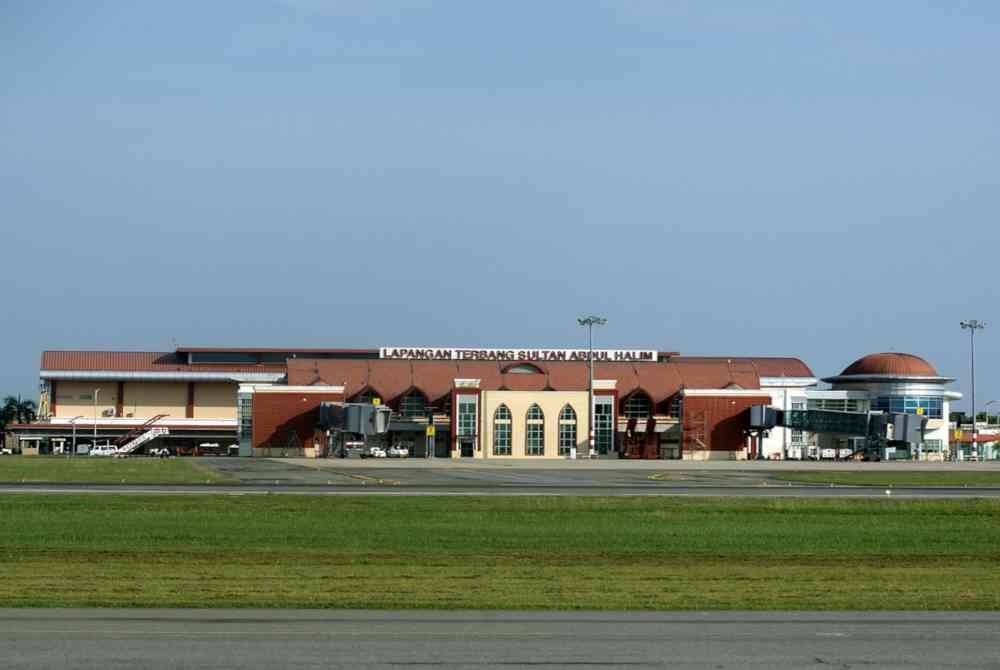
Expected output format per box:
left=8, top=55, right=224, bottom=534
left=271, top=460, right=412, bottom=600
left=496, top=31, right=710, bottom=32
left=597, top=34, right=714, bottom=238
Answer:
left=5, top=345, right=967, bottom=460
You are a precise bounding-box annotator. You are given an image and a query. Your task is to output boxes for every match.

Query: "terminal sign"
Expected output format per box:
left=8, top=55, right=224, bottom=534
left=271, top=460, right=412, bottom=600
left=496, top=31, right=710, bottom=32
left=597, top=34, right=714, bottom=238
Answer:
left=380, top=347, right=658, bottom=362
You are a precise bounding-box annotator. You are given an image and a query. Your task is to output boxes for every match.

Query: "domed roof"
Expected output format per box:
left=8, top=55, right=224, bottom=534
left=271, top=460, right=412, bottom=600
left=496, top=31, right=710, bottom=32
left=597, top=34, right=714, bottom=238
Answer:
left=839, top=352, right=938, bottom=377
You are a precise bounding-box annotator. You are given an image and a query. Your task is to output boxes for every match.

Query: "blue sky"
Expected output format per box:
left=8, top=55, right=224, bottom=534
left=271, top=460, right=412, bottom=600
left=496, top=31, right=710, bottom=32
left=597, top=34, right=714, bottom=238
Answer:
left=2, top=1, right=998, bottom=412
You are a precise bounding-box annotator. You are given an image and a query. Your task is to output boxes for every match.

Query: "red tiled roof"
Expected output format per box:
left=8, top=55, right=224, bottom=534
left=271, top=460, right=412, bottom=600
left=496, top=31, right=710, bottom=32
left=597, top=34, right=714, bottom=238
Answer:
left=839, top=352, right=938, bottom=377
left=286, top=356, right=814, bottom=404
left=41, top=351, right=286, bottom=373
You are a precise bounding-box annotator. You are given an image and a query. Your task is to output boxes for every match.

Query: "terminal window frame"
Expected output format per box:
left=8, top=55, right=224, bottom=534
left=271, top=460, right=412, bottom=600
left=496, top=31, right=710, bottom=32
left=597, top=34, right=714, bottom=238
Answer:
left=398, top=389, right=428, bottom=419
left=493, top=405, right=512, bottom=456
left=238, top=395, right=253, bottom=439
left=790, top=399, right=805, bottom=445
left=525, top=404, right=545, bottom=456
left=871, top=396, right=942, bottom=419
left=667, top=394, right=682, bottom=419
left=622, top=392, right=652, bottom=420
left=353, top=388, right=380, bottom=405
left=456, top=395, right=477, bottom=438
left=558, top=404, right=577, bottom=456
left=921, top=439, right=943, bottom=453
left=594, top=396, right=614, bottom=455
left=806, top=398, right=869, bottom=413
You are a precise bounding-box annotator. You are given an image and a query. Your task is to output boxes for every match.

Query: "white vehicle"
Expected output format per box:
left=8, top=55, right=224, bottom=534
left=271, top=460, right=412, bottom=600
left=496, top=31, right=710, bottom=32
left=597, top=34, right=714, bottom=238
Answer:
left=88, top=444, right=119, bottom=457
left=820, top=448, right=837, bottom=460
left=0, top=447, right=13, bottom=456
left=149, top=447, right=171, bottom=458
left=388, top=445, right=409, bottom=458
left=361, top=446, right=387, bottom=459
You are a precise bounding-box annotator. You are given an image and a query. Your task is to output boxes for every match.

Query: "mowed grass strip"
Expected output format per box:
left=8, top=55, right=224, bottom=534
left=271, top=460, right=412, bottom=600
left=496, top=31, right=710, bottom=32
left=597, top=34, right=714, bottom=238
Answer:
left=0, top=456, right=234, bottom=484
left=1, top=495, right=998, bottom=609
left=774, top=470, right=1000, bottom=487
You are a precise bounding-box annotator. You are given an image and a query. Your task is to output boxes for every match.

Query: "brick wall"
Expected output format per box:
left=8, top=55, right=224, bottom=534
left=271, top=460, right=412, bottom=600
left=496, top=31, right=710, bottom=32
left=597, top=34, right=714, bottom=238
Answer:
left=252, top=391, right=344, bottom=451
left=681, top=395, right=770, bottom=454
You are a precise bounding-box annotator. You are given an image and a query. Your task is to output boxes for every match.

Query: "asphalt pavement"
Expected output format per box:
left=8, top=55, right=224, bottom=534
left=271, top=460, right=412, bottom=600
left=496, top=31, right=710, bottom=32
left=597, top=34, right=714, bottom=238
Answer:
left=3, top=481, right=1000, bottom=497
left=3, top=458, right=1000, bottom=497
left=4, top=609, right=998, bottom=669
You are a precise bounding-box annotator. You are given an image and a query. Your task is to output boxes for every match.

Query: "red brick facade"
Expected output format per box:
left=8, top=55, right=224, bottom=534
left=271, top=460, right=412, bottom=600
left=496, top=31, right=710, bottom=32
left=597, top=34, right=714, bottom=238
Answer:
left=681, top=395, right=771, bottom=455
left=252, top=391, right=344, bottom=452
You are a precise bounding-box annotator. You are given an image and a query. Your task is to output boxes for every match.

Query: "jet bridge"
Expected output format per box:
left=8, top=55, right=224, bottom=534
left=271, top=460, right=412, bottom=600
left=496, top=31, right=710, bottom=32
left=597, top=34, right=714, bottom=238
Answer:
left=749, top=405, right=928, bottom=460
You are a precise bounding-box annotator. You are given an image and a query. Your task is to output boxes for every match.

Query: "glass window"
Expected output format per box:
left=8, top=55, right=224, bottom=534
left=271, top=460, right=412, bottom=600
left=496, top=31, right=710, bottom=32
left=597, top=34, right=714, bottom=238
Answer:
left=238, top=396, right=253, bottom=439
left=790, top=399, right=805, bottom=445
left=493, top=405, right=512, bottom=456
left=353, top=389, right=380, bottom=404
left=872, top=396, right=942, bottom=419
left=667, top=395, right=682, bottom=419
left=457, top=395, right=477, bottom=437
left=594, top=396, right=613, bottom=455
left=806, top=398, right=869, bottom=413
left=399, top=390, right=427, bottom=419
left=921, top=439, right=943, bottom=453
left=623, top=392, right=651, bottom=420
left=506, top=364, right=543, bottom=374
left=558, top=405, right=577, bottom=456
left=525, top=404, right=545, bottom=456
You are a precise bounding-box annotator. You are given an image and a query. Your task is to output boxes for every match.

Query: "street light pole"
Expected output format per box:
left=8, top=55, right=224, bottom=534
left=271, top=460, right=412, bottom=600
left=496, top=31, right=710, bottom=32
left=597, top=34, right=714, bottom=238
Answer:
left=960, top=320, right=986, bottom=461
left=577, top=316, right=607, bottom=459
left=986, top=400, right=999, bottom=426
left=93, top=388, right=100, bottom=449
left=70, top=415, right=84, bottom=457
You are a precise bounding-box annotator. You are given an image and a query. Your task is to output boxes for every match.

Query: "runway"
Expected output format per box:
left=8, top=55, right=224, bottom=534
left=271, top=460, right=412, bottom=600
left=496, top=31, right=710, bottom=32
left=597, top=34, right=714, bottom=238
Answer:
left=1, top=482, right=999, bottom=497
left=4, top=609, right=998, bottom=669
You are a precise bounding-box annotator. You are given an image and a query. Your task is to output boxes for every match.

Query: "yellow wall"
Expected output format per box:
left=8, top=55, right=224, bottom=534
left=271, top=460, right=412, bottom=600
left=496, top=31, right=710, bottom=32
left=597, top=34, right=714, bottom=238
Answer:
left=53, top=381, right=238, bottom=421
left=122, top=382, right=187, bottom=419
left=479, top=391, right=589, bottom=459
left=193, top=382, right=237, bottom=420
left=53, top=382, right=118, bottom=419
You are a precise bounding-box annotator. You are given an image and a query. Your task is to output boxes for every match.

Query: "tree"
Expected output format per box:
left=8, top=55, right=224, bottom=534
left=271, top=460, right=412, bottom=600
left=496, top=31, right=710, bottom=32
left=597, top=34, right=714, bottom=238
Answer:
left=1, top=396, right=36, bottom=427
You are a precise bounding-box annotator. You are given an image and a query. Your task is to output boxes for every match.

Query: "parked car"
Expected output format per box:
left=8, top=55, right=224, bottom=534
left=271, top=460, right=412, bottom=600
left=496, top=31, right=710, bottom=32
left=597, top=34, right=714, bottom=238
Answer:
left=360, top=446, right=387, bottom=459
left=388, top=445, right=410, bottom=458
left=88, top=445, right=119, bottom=457
left=149, top=447, right=171, bottom=458
left=0, top=447, right=13, bottom=456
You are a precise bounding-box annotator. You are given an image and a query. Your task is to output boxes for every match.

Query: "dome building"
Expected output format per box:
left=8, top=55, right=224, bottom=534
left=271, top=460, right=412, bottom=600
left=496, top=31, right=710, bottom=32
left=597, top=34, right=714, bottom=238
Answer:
left=818, top=352, right=962, bottom=459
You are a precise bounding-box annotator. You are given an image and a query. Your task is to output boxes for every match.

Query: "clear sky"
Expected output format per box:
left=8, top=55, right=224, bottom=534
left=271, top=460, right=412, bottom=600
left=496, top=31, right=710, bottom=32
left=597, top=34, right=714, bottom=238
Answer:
left=2, top=1, right=998, bottom=413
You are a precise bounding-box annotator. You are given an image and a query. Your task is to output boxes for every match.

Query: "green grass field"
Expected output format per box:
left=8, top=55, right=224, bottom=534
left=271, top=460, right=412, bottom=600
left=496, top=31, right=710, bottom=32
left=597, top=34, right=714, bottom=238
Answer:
left=0, top=456, right=233, bottom=484
left=2, top=495, right=998, bottom=609
left=774, top=471, right=1000, bottom=487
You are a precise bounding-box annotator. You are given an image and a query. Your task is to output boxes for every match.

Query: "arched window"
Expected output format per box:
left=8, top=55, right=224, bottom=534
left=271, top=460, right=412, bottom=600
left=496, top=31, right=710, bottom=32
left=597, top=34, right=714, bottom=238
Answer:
left=493, top=405, right=512, bottom=456
left=558, top=405, right=577, bottom=456
left=504, top=363, right=544, bottom=374
left=399, top=389, right=427, bottom=419
left=623, top=392, right=651, bottom=420
left=353, top=388, right=380, bottom=405
left=525, top=404, right=545, bottom=456
left=668, top=394, right=683, bottom=419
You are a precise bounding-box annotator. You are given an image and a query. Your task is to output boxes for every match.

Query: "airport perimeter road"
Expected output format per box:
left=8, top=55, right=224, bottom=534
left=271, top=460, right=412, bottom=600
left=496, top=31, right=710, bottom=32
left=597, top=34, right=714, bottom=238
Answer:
left=3, top=610, right=999, bottom=669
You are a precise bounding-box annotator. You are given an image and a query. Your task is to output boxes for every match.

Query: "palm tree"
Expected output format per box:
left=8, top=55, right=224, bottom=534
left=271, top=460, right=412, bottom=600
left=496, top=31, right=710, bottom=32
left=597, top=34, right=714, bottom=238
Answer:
left=2, top=396, right=36, bottom=426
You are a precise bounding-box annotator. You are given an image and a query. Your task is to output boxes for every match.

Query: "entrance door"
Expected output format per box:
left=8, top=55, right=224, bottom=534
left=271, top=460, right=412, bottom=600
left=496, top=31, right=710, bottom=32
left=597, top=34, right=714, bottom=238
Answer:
left=459, top=437, right=474, bottom=457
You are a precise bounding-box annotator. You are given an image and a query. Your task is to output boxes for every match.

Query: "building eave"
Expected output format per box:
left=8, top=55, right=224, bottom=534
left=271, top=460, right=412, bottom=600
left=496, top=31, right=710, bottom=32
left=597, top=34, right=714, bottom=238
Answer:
left=821, top=374, right=956, bottom=385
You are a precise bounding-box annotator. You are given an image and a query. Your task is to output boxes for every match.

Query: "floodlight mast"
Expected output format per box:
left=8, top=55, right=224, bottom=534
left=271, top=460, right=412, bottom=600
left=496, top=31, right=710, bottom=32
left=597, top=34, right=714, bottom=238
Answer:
left=577, top=316, right=607, bottom=459
left=960, top=320, right=986, bottom=461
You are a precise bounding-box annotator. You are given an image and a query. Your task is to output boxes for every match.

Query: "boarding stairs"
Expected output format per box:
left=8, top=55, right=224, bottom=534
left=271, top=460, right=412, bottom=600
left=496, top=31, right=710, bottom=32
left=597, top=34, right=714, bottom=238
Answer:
left=115, top=415, right=169, bottom=455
